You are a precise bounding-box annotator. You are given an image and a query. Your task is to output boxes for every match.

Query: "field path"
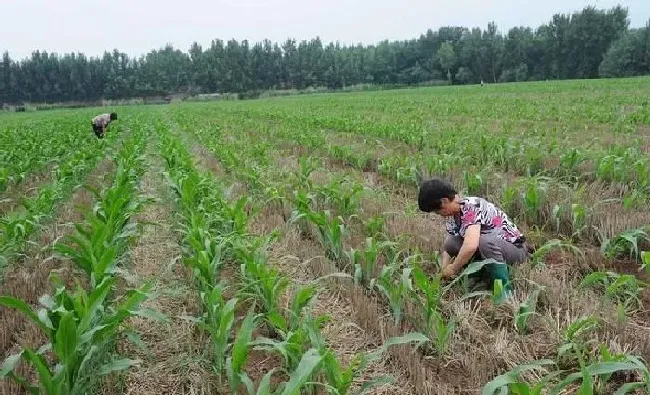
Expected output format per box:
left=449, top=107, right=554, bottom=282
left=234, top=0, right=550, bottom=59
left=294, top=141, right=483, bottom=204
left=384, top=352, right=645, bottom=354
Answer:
left=106, top=134, right=216, bottom=395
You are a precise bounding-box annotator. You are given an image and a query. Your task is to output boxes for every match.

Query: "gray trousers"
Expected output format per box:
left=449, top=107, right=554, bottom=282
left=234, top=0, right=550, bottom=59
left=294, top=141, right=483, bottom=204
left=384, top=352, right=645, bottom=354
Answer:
left=444, top=230, right=528, bottom=265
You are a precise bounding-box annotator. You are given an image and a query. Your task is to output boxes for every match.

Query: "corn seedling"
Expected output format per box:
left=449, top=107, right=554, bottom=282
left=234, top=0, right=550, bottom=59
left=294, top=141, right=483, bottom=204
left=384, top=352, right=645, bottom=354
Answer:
left=580, top=271, right=647, bottom=312
left=372, top=264, right=412, bottom=325
left=463, top=170, right=486, bottom=197
left=481, top=360, right=558, bottom=395
left=348, top=237, right=397, bottom=287
left=316, top=177, right=363, bottom=219
left=236, top=236, right=290, bottom=331
left=294, top=209, right=346, bottom=262
left=307, top=317, right=429, bottom=395
left=410, top=267, right=443, bottom=333
left=180, top=214, right=229, bottom=286
left=363, top=215, right=386, bottom=238
left=226, top=310, right=258, bottom=395
left=514, top=288, right=541, bottom=334
left=429, top=309, right=455, bottom=357
left=0, top=273, right=152, bottom=395
left=193, top=282, right=238, bottom=376
left=600, top=227, right=650, bottom=262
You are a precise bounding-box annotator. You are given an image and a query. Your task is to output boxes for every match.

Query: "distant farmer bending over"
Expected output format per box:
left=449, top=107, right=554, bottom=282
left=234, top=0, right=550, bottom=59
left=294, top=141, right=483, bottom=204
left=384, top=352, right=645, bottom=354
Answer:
left=418, top=178, right=530, bottom=294
left=91, top=112, right=117, bottom=139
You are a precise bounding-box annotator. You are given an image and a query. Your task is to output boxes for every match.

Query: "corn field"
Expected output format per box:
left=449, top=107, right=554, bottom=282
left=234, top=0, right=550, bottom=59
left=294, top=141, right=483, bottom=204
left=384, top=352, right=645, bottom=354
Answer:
left=1, top=78, right=650, bottom=394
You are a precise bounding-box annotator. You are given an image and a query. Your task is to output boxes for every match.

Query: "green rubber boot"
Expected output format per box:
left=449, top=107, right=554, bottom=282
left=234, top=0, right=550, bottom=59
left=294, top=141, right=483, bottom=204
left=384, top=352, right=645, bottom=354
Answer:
left=486, top=262, right=512, bottom=303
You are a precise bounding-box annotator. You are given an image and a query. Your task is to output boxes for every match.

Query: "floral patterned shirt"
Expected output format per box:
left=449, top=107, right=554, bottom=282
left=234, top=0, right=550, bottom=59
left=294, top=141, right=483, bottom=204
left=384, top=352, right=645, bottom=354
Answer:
left=92, top=113, right=112, bottom=128
left=445, top=197, right=525, bottom=243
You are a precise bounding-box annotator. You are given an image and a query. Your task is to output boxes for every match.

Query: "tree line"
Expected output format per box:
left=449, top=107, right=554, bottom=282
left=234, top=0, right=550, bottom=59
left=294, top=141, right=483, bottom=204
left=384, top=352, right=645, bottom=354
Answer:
left=0, top=5, right=649, bottom=104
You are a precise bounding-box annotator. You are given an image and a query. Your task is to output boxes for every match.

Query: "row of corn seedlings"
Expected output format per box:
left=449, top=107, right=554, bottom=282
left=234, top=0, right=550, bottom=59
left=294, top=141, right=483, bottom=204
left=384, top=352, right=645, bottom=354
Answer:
left=178, top=110, right=650, bottom=394
left=0, top=121, right=126, bottom=273
left=158, top=117, right=430, bottom=394
left=0, top=123, right=156, bottom=395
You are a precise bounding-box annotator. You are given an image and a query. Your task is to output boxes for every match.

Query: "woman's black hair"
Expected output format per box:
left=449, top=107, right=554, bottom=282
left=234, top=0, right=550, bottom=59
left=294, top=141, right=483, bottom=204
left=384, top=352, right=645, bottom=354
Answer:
left=418, top=178, right=457, bottom=212
left=110, top=112, right=118, bottom=120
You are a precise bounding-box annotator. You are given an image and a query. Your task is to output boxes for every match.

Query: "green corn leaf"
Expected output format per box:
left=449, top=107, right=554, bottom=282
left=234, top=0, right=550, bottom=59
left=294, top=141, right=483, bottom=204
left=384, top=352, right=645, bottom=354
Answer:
left=0, top=351, right=24, bottom=377
left=37, top=308, right=55, bottom=330
left=256, top=369, right=276, bottom=395
left=54, top=311, right=78, bottom=362
left=266, top=311, right=288, bottom=334
left=219, top=298, right=238, bottom=333
left=280, top=348, right=323, bottom=395
left=366, top=332, right=429, bottom=363
left=481, top=360, right=556, bottom=395
left=23, top=348, right=53, bottom=394
left=79, top=325, right=108, bottom=344
left=0, top=296, right=49, bottom=334
left=98, top=358, right=142, bottom=375
left=80, top=276, right=115, bottom=330
left=94, top=246, right=118, bottom=282
left=290, top=286, right=316, bottom=327
left=578, top=369, right=593, bottom=395
left=548, top=359, right=645, bottom=395
left=231, top=310, right=256, bottom=373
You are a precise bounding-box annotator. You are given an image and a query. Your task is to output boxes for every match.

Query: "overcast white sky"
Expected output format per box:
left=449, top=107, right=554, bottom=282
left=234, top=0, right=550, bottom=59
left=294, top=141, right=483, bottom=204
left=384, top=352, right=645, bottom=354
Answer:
left=1, top=0, right=648, bottom=59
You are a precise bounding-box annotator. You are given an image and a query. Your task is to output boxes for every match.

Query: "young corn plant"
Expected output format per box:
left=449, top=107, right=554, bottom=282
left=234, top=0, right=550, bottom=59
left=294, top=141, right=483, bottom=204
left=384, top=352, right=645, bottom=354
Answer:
left=236, top=349, right=325, bottom=395
left=251, top=324, right=314, bottom=376
left=179, top=212, right=229, bottom=286
left=188, top=281, right=238, bottom=377
left=226, top=310, right=259, bottom=395
left=411, top=267, right=443, bottom=333
left=347, top=237, right=397, bottom=287
left=463, top=170, right=486, bottom=197
left=580, top=271, right=647, bottom=313
left=293, top=209, right=347, bottom=263
left=363, top=215, right=386, bottom=238
left=316, top=177, right=363, bottom=219
left=54, top=135, right=148, bottom=287
left=515, top=288, right=541, bottom=335
left=372, top=262, right=412, bottom=325
left=236, top=236, right=290, bottom=332
left=0, top=274, right=152, bottom=395
left=481, top=360, right=558, bottom=395
left=305, top=316, right=429, bottom=395
left=429, top=309, right=456, bottom=357
left=520, top=176, right=550, bottom=225
left=600, top=227, right=650, bottom=262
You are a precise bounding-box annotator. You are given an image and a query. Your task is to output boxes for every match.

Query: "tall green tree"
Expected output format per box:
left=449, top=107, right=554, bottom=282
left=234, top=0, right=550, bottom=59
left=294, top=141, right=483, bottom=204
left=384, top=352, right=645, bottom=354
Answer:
left=438, top=41, right=456, bottom=82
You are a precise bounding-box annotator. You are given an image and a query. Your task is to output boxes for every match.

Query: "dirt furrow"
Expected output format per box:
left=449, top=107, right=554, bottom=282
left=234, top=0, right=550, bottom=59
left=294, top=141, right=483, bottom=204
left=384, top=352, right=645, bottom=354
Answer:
left=102, top=140, right=215, bottom=395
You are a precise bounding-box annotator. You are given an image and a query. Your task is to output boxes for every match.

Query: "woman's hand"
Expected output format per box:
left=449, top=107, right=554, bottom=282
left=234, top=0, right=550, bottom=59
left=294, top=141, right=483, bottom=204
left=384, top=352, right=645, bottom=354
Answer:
left=441, top=263, right=460, bottom=279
